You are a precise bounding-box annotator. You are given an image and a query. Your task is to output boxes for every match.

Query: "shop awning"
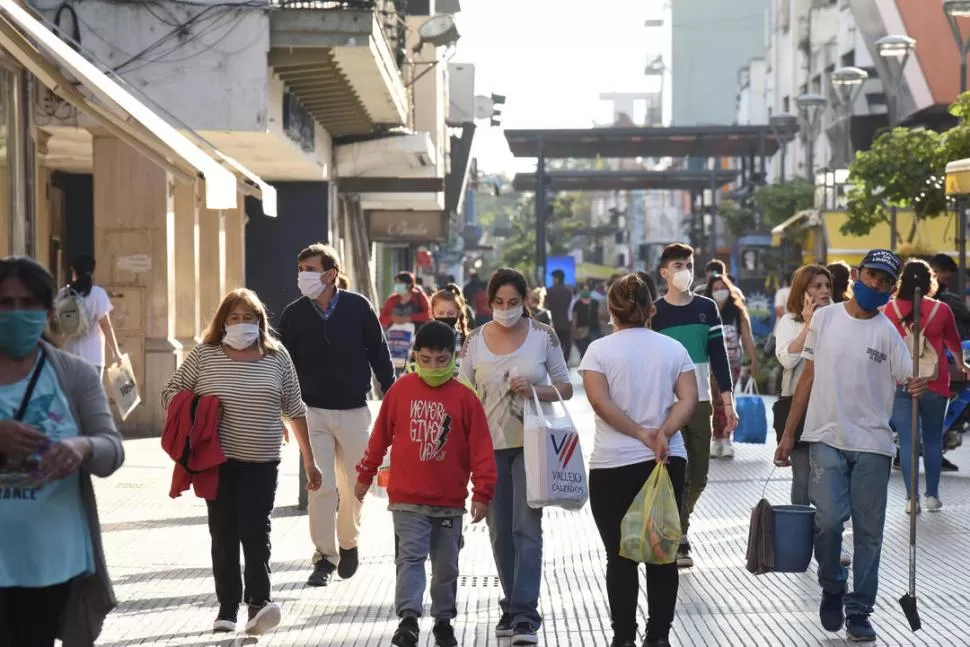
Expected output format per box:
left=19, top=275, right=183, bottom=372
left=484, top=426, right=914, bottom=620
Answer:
left=577, top=262, right=620, bottom=281
left=946, top=158, right=970, bottom=195
left=0, top=0, right=275, bottom=215
left=771, top=209, right=821, bottom=246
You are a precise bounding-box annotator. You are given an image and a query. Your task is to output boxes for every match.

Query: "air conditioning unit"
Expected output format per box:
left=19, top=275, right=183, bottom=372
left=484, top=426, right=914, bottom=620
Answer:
left=447, top=63, right=475, bottom=126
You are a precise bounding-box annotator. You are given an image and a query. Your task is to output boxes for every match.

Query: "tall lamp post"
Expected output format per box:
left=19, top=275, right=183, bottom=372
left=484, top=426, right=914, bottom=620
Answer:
left=769, top=113, right=800, bottom=182
left=796, top=93, right=826, bottom=183
left=944, top=0, right=970, bottom=297
left=830, top=66, right=869, bottom=168
left=875, top=34, right=916, bottom=250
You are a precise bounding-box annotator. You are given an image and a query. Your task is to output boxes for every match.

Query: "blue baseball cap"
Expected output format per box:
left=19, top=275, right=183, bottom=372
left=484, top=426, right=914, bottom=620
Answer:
left=859, top=249, right=901, bottom=282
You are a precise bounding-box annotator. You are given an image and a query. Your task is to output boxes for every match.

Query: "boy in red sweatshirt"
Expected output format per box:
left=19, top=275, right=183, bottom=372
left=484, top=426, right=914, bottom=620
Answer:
left=356, top=321, right=496, bottom=647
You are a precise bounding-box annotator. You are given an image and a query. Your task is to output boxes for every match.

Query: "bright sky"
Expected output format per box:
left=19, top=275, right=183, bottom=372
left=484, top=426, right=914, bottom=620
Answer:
left=453, top=0, right=668, bottom=175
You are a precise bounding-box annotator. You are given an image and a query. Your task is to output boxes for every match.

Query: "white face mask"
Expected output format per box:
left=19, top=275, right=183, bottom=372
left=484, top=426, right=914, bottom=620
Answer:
left=492, top=306, right=523, bottom=328
left=224, top=323, right=260, bottom=350
left=298, top=271, right=326, bottom=300
left=712, top=289, right=730, bottom=305
left=669, top=268, right=693, bottom=292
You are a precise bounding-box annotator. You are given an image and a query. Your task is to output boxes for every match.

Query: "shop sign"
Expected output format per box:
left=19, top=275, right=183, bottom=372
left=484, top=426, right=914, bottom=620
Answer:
left=367, top=210, right=448, bottom=243
left=116, top=254, right=152, bottom=274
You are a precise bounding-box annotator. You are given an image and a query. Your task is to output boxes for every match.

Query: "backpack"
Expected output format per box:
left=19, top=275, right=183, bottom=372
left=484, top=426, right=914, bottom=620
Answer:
left=891, top=299, right=941, bottom=380
left=53, top=288, right=92, bottom=340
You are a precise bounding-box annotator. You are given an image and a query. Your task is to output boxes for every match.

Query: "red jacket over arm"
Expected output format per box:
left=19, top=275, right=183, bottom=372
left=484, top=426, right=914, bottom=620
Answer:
left=161, top=391, right=225, bottom=500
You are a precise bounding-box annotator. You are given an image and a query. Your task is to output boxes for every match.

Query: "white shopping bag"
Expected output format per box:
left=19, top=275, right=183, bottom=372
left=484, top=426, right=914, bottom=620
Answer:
left=522, top=385, right=588, bottom=511
left=107, top=354, right=141, bottom=421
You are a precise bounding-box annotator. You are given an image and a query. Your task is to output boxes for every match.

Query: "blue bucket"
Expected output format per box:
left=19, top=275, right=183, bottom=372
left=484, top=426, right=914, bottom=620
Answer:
left=772, top=504, right=815, bottom=573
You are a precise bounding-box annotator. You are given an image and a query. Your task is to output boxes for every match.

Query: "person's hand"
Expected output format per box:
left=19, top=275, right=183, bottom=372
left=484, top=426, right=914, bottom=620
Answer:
left=650, top=430, right=669, bottom=463
left=801, top=293, right=816, bottom=325
left=509, top=376, right=532, bottom=397
left=748, top=360, right=759, bottom=379
left=907, top=376, right=929, bottom=398
left=775, top=433, right=794, bottom=467
left=354, top=480, right=369, bottom=501
left=470, top=501, right=488, bottom=523
left=723, top=404, right=739, bottom=434
left=38, top=437, right=90, bottom=482
left=304, top=462, right=322, bottom=491
left=0, top=421, right=48, bottom=457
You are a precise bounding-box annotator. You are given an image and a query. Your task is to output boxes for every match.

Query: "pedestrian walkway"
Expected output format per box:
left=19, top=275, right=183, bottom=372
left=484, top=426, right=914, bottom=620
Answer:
left=93, top=396, right=970, bottom=646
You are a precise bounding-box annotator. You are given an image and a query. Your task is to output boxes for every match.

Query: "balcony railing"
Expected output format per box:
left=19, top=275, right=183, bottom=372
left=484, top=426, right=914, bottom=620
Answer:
left=269, top=0, right=407, bottom=70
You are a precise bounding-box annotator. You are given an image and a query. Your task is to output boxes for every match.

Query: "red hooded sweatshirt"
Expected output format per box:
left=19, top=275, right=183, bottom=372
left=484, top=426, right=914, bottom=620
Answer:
left=357, top=373, right=496, bottom=508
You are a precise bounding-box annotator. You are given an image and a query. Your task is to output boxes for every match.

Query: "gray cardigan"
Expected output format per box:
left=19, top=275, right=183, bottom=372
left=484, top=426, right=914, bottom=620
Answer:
left=37, top=342, right=126, bottom=647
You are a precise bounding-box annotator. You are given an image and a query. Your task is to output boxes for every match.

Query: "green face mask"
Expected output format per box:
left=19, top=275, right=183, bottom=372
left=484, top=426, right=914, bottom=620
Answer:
left=416, top=358, right=456, bottom=387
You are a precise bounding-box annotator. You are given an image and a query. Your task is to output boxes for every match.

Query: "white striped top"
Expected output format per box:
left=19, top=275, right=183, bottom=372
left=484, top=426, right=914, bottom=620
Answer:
left=161, top=343, right=307, bottom=462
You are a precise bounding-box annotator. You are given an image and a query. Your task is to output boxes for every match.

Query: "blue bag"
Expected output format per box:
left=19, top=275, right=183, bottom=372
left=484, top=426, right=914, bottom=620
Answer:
left=734, top=395, right=768, bottom=444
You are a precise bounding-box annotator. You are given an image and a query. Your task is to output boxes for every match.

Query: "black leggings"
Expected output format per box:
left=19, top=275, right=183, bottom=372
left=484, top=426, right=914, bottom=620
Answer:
left=0, top=581, right=71, bottom=647
left=589, top=458, right=687, bottom=643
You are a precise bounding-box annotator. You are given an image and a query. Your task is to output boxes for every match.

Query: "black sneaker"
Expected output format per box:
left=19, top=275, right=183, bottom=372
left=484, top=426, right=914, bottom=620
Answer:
left=495, top=612, right=514, bottom=637
left=609, top=639, right=636, bottom=647
left=244, top=601, right=281, bottom=635
left=338, top=547, right=359, bottom=579
left=212, top=604, right=237, bottom=632
left=942, top=457, right=959, bottom=472
left=676, top=541, right=694, bottom=568
left=511, top=622, right=539, bottom=645
left=645, top=640, right=671, bottom=647
left=307, top=559, right=336, bottom=587
left=819, top=589, right=845, bottom=632
left=391, top=616, right=420, bottom=647
left=433, top=619, right=458, bottom=647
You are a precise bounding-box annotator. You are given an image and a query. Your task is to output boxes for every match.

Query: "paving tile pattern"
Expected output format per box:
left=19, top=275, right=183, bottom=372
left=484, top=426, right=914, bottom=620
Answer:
left=90, top=397, right=970, bottom=646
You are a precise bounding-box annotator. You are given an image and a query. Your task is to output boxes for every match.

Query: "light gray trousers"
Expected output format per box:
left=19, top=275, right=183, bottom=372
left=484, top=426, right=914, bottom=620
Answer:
left=393, top=511, right=463, bottom=620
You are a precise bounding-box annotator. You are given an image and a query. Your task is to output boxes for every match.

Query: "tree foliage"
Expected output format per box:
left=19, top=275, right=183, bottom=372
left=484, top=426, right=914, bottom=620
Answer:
left=719, top=179, right=815, bottom=237
left=499, top=193, right=589, bottom=278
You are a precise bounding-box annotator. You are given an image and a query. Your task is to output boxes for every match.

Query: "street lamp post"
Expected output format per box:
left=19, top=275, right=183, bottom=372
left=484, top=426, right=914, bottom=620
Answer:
left=769, top=113, right=800, bottom=183
left=830, top=66, right=869, bottom=168
left=944, top=0, right=970, bottom=298
left=796, top=93, right=826, bottom=183
left=875, top=34, right=916, bottom=250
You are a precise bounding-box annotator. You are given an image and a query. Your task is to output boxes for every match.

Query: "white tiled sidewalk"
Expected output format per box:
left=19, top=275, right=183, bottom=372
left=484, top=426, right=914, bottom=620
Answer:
left=91, top=397, right=970, bottom=646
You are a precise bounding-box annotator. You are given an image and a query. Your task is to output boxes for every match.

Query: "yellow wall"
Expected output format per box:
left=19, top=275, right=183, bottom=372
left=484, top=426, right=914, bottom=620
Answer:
left=808, top=210, right=959, bottom=267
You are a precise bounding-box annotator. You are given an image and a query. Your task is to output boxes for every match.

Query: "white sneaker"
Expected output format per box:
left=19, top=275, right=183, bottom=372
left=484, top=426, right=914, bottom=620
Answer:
left=710, top=439, right=723, bottom=458
left=212, top=618, right=235, bottom=633
left=721, top=438, right=735, bottom=458
left=840, top=553, right=852, bottom=567
left=906, top=498, right=921, bottom=515
left=925, top=496, right=943, bottom=511
left=245, top=602, right=282, bottom=635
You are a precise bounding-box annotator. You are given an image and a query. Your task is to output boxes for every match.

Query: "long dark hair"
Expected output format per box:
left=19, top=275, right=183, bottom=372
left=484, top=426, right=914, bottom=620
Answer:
left=704, top=273, right=746, bottom=317
left=70, top=254, right=96, bottom=296
left=896, top=259, right=937, bottom=325
left=486, top=267, right=532, bottom=318
left=827, top=260, right=852, bottom=303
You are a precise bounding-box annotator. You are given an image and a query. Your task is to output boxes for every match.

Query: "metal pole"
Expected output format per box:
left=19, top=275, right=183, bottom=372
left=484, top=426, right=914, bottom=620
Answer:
left=710, top=167, right=718, bottom=262
left=806, top=122, right=815, bottom=182
left=780, top=145, right=787, bottom=183
left=960, top=48, right=968, bottom=299
left=535, top=138, right=547, bottom=287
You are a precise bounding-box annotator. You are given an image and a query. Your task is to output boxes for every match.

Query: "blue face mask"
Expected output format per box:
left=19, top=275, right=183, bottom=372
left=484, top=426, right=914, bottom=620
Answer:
left=852, top=280, right=891, bottom=312
left=0, top=310, right=48, bottom=358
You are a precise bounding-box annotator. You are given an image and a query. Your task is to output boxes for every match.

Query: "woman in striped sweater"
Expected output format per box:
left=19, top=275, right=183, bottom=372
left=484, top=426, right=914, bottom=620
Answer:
left=162, top=288, right=321, bottom=636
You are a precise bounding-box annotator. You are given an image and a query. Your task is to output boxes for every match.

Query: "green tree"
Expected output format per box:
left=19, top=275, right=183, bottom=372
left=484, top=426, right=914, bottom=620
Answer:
left=843, top=127, right=945, bottom=244
left=499, top=193, right=589, bottom=278
left=719, top=179, right=815, bottom=237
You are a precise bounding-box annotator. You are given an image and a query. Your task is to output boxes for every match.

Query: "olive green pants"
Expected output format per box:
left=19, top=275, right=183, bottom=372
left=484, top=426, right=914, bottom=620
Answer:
left=679, top=401, right=713, bottom=538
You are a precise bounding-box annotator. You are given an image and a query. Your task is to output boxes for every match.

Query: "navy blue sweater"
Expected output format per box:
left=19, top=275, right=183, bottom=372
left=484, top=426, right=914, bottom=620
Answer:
left=279, top=291, right=395, bottom=410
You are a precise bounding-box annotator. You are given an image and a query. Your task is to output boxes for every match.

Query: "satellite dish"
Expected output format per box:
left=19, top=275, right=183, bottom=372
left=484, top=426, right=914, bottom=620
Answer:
left=474, top=95, right=494, bottom=120
left=416, top=14, right=460, bottom=49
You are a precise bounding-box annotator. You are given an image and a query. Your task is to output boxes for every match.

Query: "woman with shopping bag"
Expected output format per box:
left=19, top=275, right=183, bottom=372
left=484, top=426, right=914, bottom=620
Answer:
left=0, top=256, right=125, bottom=647
left=580, top=274, right=698, bottom=647
left=458, top=268, right=572, bottom=646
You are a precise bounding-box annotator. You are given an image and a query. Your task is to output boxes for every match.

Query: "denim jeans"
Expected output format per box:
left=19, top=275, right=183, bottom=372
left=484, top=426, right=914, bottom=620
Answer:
left=392, top=511, right=463, bottom=621
left=809, top=443, right=891, bottom=617
left=486, top=448, right=543, bottom=627
left=891, top=388, right=948, bottom=498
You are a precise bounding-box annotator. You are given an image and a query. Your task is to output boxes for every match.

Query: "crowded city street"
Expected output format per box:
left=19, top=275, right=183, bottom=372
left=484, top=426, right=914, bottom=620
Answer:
left=87, top=382, right=970, bottom=647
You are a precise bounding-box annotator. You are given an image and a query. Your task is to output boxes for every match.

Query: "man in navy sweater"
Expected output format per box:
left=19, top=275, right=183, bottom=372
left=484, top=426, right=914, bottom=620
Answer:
left=279, top=243, right=395, bottom=588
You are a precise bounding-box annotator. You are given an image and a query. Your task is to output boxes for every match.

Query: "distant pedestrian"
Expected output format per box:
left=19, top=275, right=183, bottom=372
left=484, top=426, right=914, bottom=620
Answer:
left=0, top=256, right=126, bottom=647
left=528, top=287, right=552, bottom=326
left=279, top=243, right=395, bottom=588
left=162, top=287, right=320, bottom=636
left=827, top=260, right=853, bottom=304
left=55, top=255, right=122, bottom=377
left=380, top=272, right=432, bottom=328
left=582, top=274, right=697, bottom=647
left=652, top=243, right=735, bottom=568
left=458, top=267, right=572, bottom=646
left=356, top=322, right=496, bottom=647
left=776, top=249, right=928, bottom=643
left=543, top=269, right=574, bottom=362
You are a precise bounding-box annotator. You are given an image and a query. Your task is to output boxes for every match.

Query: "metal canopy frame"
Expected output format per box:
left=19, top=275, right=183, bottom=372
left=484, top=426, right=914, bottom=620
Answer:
left=512, top=169, right=741, bottom=193
left=504, top=125, right=780, bottom=159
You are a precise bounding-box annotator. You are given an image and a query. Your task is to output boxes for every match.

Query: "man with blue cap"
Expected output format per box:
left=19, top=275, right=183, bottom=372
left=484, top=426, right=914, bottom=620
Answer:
left=776, top=249, right=928, bottom=643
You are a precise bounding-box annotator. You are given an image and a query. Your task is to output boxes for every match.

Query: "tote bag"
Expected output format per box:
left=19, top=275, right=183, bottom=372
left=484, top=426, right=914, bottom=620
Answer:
left=522, top=385, right=588, bottom=510
left=107, top=354, right=141, bottom=421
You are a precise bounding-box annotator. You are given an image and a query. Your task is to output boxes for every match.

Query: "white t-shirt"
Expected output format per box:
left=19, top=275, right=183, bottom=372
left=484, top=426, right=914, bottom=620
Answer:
left=774, top=313, right=806, bottom=396
left=774, top=287, right=791, bottom=311
left=62, top=285, right=113, bottom=369
left=578, top=328, right=694, bottom=469
left=801, top=303, right=912, bottom=457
